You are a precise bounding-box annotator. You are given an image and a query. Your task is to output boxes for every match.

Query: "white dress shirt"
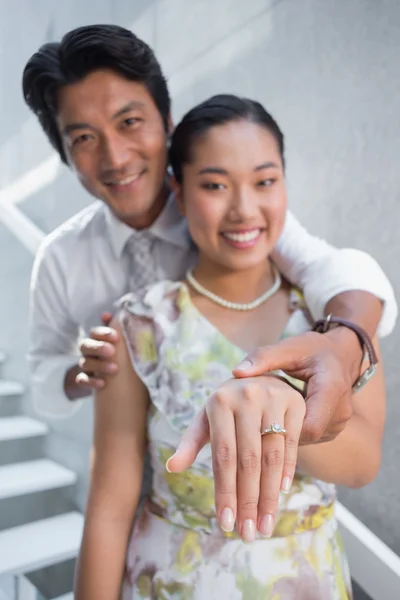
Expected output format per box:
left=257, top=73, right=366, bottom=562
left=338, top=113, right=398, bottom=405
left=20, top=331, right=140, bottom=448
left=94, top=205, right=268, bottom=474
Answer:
left=29, top=195, right=397, bottom=419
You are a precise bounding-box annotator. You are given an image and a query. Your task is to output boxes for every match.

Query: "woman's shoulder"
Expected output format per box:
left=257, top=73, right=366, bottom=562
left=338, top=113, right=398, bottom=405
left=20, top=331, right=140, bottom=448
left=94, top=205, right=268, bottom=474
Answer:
left=114, top=280, right=193, bottom=370
left=116, top=280, right=186, bottom=319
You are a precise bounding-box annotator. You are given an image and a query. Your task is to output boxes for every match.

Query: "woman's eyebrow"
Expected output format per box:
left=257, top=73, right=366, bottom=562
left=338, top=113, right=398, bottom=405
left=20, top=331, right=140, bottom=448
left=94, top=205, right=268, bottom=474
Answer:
left=197, top=161, right=280, bottom=176
left=198, top=167, right=227, bottom=175
left=254, top=161, right=280, bottom=171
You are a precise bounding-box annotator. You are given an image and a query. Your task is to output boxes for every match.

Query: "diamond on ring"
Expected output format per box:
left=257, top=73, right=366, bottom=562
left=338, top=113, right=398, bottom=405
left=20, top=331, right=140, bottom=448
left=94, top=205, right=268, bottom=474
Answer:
left=262, top=422, right=287, bottom=436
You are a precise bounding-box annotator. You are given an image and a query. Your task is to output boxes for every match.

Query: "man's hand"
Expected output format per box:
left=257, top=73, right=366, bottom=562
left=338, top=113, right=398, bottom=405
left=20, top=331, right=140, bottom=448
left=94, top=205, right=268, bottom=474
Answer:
left=167, top=376, right=305, bottom=543
left=233, top=328, right=360, bottom=444
left=75, top=312, right=119, bottom=391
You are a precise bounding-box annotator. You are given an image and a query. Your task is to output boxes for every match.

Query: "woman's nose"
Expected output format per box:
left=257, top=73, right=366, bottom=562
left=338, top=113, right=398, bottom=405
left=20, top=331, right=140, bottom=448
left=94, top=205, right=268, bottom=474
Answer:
left=228, top=188, right=257, bottom=220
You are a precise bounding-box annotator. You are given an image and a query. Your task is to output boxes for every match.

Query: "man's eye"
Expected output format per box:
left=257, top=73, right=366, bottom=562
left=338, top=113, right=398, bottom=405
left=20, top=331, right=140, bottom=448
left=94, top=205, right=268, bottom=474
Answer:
left=73, top=134, right=92, bottom=147
left=124, top=117, right=141, bottom=127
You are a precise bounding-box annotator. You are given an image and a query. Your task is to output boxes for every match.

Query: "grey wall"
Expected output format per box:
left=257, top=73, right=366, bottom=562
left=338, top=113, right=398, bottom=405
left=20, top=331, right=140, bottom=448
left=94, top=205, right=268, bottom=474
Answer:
left=0, top=0, right=399, bottom=553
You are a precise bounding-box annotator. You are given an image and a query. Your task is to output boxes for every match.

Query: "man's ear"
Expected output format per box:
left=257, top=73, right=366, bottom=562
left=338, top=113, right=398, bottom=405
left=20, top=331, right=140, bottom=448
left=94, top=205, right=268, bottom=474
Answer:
left=169, top=174, right=185, bottom=216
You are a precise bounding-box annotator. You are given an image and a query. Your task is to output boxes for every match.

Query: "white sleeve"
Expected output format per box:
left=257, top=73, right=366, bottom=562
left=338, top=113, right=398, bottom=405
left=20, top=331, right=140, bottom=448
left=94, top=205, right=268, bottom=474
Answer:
left=28, top=242, right=84, bottom=419
left=271, top=210, right=397, bottom=337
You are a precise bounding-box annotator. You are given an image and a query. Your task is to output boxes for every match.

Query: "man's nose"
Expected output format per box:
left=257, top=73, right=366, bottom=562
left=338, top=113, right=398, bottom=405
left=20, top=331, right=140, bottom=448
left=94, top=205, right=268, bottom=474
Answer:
left=100, top=133, right=131, bottom=171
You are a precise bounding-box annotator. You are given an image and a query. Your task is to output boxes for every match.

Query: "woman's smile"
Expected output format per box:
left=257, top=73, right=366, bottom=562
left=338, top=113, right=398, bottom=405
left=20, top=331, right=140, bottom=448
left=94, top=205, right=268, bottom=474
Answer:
left=220, top=227, right=265, bottom=249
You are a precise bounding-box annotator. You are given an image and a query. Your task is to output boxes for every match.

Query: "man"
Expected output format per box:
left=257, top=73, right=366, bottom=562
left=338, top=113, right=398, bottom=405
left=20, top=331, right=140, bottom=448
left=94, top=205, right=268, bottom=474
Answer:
left=24, top=25, right=396, bottom=517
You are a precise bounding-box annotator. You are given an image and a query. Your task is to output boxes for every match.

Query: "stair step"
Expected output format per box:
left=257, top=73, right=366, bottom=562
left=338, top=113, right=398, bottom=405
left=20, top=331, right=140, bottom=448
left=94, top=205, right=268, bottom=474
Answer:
left=0, top=381, right=24, bottom=397
left=0, top=512, right=84, bottom=576
left=0, top=589, right=11, bottom=600
left=0, top=460, right=76, bottom=500
left=0, top=416, right=48, bottom=441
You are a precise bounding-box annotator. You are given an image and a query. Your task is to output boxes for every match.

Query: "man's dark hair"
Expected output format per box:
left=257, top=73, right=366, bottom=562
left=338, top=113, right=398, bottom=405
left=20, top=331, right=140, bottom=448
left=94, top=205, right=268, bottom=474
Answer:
left=169, top=94, right=285, bottom=183
left=22, top=24, right=171, bottom=164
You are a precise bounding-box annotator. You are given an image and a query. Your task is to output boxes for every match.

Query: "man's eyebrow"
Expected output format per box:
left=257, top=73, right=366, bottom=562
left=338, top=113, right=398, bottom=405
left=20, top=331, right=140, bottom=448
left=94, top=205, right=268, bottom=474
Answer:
left=112, top=101, right=145, bottom=119
left=62, top=123, right=92, bottom=136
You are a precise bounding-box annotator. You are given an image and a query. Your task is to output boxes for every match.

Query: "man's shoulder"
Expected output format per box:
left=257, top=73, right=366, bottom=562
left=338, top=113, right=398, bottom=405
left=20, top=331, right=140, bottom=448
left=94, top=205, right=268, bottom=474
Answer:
left=38, top=202, right=105, bottom=258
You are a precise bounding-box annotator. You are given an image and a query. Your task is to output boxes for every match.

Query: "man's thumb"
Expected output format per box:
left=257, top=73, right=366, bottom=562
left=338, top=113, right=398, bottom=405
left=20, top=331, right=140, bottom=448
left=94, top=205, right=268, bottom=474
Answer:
left=233, top=342, right=287, bottom=378
left=233, top=335, right=311, bottom=378
left=166, top=408, right=210, bottom=473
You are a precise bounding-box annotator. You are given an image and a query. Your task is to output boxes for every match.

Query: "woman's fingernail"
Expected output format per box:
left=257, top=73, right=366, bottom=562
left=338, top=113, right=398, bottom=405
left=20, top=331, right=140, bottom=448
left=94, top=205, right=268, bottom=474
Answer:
left=241, top=519, right=256, bottom=543
left=165, top=456, right=174, bottom=473
left=106, top=362, right=118, bottom=373
left=281, top=476, right=292, bottom=493
left=259, top=514, right=274, bottom=538
left=220, top=508, right=235, bottom=532
left=235, top=359, right=253, bottom=372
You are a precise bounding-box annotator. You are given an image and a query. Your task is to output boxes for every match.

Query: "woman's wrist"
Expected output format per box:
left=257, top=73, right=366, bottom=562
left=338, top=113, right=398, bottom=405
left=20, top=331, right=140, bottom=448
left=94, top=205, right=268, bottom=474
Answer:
left=266, top=370, right=306, bottom=397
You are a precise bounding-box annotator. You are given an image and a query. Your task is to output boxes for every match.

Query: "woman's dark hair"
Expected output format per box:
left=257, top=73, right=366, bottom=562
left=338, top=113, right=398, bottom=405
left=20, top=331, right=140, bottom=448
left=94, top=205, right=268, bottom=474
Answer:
left=22, top=24, right=170, bottom=164
left=169, top=94, right=285, bottom=183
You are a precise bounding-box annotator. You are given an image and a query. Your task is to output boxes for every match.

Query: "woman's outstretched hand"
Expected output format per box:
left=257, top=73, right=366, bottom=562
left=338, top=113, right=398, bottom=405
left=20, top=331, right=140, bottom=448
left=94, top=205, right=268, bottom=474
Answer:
left=166, top=375, right=305, bottom=543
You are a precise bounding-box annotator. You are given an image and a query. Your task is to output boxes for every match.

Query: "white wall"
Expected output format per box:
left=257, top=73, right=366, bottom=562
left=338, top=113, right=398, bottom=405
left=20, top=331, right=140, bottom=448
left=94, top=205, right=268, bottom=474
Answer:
left=0, top=0, right=399, bottom=557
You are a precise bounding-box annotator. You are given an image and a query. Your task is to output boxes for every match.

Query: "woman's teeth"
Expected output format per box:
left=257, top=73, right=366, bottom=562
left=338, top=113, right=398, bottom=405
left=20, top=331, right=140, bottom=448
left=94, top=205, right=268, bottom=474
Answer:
left=222, top=229, right=261, bottom=242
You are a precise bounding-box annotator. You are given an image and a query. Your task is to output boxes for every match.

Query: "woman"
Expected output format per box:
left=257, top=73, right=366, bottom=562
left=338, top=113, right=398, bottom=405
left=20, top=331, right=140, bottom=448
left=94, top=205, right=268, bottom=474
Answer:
left=75, top=95, right=385, bottom=599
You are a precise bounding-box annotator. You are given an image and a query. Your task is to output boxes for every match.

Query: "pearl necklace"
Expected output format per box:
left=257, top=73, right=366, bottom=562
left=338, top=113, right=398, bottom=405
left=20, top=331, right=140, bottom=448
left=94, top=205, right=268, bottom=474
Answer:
left=186, top=265, right=281, bottom=311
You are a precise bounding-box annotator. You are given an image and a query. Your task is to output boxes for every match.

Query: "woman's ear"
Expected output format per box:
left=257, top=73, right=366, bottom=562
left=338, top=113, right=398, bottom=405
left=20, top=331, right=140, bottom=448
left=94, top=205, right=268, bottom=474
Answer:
left=169, top=174, right=185, bottom=216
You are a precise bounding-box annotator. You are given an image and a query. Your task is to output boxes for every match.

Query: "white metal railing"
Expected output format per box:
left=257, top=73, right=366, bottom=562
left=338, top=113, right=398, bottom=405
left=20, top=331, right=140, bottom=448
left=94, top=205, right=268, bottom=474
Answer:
left=0, top=155, right=60, bottom=208
left=1, top=158, right=400, bottom=600
left=0, top=202, right=44, bottom=253
left=0, top=156, right=55, bottom=252
left=337, top=503, right=400, bottom=599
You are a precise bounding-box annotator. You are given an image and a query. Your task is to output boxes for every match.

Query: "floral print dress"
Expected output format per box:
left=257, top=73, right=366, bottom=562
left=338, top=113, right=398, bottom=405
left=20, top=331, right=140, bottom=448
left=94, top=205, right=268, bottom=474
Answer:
left=117, top=281, right=352, bottom=600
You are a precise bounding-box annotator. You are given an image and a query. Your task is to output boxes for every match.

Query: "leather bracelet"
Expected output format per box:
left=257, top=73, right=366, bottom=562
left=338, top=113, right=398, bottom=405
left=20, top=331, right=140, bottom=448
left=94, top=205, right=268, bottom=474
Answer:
left=312, top=314, right=379, bottom=392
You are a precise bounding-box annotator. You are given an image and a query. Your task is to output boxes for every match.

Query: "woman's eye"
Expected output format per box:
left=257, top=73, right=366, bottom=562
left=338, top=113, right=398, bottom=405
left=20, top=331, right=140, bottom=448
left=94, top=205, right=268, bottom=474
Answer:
left=202, top=182, right=225, bottom=191
left=258, top=178, right=275, bottom=187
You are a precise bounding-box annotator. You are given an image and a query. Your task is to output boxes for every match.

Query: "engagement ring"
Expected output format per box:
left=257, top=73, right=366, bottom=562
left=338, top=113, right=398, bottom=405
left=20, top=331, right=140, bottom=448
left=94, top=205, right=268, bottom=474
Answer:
left=262, top=423, right=287, bottom=436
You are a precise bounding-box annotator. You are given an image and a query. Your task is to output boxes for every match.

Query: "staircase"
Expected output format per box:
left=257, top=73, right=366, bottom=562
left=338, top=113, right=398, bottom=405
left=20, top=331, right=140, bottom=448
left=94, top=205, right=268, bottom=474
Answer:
left=0, top=352, right=83, bottom=599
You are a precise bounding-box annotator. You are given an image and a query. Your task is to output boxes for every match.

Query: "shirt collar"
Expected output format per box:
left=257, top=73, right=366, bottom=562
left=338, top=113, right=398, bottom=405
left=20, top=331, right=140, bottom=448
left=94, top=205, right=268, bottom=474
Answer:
left=104, top=193, right=190, bottom=259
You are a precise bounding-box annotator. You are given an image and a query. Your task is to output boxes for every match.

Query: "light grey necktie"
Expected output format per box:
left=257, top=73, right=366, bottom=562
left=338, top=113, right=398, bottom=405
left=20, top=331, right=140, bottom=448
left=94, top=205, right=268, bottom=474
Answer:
left=124, top=230, right=156, bottom=502
left=125, top=230, right=158, bottom=293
